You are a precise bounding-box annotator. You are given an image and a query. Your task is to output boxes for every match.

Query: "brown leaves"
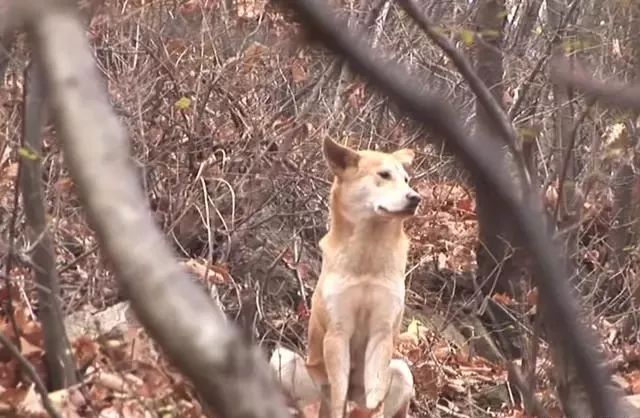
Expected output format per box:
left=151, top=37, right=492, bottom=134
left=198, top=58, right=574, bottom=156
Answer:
left=291, top=59, right=308, bottom=84
left=301, top=401, right=379, bottom=418
left=237, top=0, right=267, bottom=20
left=178, top=0, right=217, bottom=17
left=406, top=181, right=478, bottom=273
left=180, top=258, right=232, bottom=285
left=0, top=295, right=205, bottom=417
left=346, top=83, right=366, bottom=109
left=282, top=249, right=314, bottom=283
left=392, top=318, right=517, bottom=413
left=627, top=370, right=640, bottom=394
left=492, top=292, right=516, bottom=306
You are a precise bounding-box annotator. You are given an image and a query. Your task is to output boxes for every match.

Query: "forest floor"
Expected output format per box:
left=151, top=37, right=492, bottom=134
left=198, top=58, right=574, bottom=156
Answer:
left=0, top=166, right=637, bottom=418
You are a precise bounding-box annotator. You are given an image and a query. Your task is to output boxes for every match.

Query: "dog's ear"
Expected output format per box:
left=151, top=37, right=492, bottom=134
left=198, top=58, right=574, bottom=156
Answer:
left=392, top=148, right=415, bottom=169
left=323, top=137, right=360, bottom=175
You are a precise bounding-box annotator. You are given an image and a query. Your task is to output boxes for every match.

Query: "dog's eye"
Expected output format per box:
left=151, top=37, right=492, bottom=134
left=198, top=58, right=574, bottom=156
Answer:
left=378, top=171, right=392, bottom=180
left=404, top=177, right=409, bottom=184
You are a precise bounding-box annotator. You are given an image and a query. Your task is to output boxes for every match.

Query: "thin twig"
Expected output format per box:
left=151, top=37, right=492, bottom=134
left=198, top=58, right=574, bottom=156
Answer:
left=21, top=58, right=77, bottom=388
left=3, top=150, right=23, bottom=351
left=0, top=32, right=16, bottom=82
left=510, top=0, right=579, bottom=122
left=552, top=100, right=594, bottom=223
left=0, top=2, right=18, bottom=82
left=0, top=331, right=63, bottom=418
left=484, top=302, right=549, bottom=418
left=398, top=0, right=525, bottom=168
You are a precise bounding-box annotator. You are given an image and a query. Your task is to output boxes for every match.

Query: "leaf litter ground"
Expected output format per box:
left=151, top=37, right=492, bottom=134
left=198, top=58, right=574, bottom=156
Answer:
left=0, top=165, right=637, bottom=417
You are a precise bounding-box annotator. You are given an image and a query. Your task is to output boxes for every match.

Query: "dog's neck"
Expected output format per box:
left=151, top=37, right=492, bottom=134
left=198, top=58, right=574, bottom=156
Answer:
left=319, top=187, right=409, bottom=277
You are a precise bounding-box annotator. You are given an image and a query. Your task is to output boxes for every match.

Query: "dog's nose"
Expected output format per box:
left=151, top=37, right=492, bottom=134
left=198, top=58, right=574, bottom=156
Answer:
left=407, top=192, right=422, bottom=206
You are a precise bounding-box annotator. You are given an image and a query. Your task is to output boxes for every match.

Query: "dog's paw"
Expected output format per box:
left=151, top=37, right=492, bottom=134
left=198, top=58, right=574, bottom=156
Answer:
left=365, top=391, right=384, bottom=412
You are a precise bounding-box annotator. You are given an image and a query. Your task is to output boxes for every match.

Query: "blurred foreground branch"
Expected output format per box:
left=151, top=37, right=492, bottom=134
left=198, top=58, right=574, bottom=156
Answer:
left=13, top=1, right=290, bottom=417
left=552, top=59, right=640, bottom=111
left=281, top=0, right=622, bottom=416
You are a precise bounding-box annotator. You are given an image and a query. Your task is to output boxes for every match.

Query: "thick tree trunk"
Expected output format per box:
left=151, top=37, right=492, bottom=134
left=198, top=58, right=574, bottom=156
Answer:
left=473, top=0, right=526, bottom=300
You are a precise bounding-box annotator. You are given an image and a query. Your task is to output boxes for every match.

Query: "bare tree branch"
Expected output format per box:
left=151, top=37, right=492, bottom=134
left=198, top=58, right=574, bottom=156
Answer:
left=3, top=164, right=24, bottom=351
left=398, top=0, right=523, bottom=161
left=13, top=2, right=290, bottom=417
left=0, top=33, right=15, bottom=82
left=21, top=58, right=78, bottom=389
left=280, top=0, right=622, bottom=416
left=552, top=59, right=640, bottom=111
left=0, top=0, right=21, bottom=82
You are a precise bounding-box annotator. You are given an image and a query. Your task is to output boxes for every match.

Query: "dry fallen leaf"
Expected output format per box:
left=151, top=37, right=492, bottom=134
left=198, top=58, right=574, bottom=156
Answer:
left=492, top=292, right=515, bottom=306
left=19, top=337, right=43, bottom=358
left=19, top=384, right=82, bottom=418
left=180, top=259, right=230, bottom=284
left=526, top=287, right=539, bottom=307
left=17, top=384, right=47, bottom=417
left=627, top=370, right=640, bottom=394
left=236, top=0, right=266, bottom=19
left=413, top=362, right=442, bottom=400
left=291, top=59, right=307, bottom=83
left=346, top=83, right=366, bottom=109
left=95, top=372, right=129, bottom=393
left=73, top=336, right=99, bottom=369
left=98, top=406, right=122, bottom=418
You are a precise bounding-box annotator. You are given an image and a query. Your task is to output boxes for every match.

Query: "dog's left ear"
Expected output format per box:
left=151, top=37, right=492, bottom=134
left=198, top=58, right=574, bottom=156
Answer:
left=323, top=137, right=360, bottom=176
left=392, top=149, right=415, bottom=169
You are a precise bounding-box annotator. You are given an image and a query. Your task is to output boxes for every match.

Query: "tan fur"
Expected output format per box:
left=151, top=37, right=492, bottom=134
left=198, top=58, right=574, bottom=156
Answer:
left=304, top=138, right=421, bottom=418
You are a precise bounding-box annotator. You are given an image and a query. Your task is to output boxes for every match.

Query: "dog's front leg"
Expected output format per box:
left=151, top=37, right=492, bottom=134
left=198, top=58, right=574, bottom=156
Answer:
left=324, top=330, right=350, bottom=418
left=364, top=331, right=394, bottom=414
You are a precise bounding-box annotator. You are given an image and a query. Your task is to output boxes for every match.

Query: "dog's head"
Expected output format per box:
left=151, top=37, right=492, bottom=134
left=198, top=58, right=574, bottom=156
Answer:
left=323, top=137, right=422, bottom=223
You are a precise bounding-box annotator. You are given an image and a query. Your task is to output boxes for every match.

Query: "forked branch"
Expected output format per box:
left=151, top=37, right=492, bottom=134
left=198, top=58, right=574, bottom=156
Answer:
left=397, top=0, right=520, bottom=152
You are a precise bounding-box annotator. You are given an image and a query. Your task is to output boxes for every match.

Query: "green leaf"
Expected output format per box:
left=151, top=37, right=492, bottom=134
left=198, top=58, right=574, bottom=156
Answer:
left=406, top=318, right=427, bottom=341
left=18, top=147, right=39, bottom=161
left=562, top=38, right=591, bottom=54
left=433, top=25, right=448, bottom=36
left=518, top=127, right=539, bottom=142
left=175, top=97, right=192, bottom=110
left=459, top=29, right=475, bottom=47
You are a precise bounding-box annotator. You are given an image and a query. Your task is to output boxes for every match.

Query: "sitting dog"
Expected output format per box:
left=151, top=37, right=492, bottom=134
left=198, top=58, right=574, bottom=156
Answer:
left=272, top=137, right=420, bottom=418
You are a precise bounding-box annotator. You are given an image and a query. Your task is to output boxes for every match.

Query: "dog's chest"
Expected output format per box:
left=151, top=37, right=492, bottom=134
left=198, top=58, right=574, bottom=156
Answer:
left=320, top=274, right=405, bottom=332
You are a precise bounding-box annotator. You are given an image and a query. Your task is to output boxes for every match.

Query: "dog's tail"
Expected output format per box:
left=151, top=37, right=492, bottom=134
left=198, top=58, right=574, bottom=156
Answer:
left=270, top=345, right=322, bottom=407
left=365, top=359, right=415, bottom=415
